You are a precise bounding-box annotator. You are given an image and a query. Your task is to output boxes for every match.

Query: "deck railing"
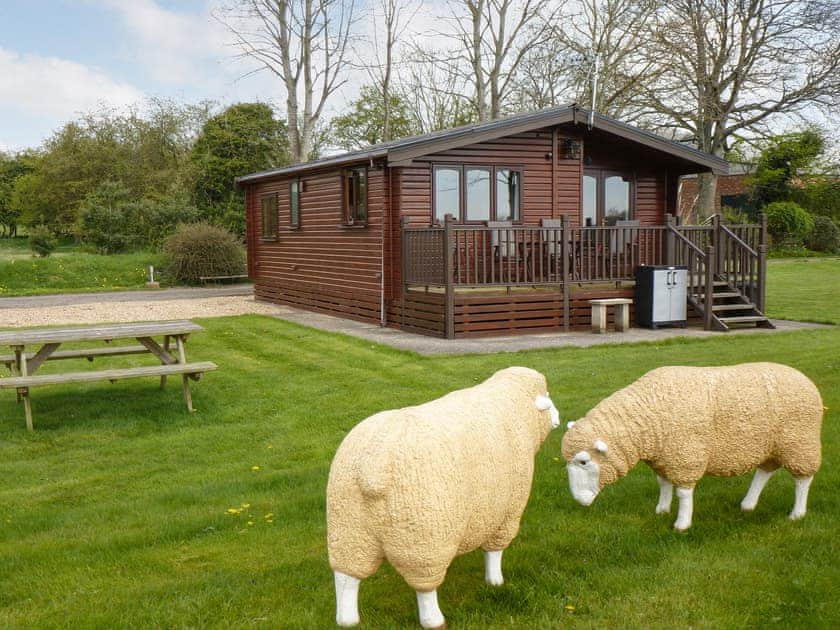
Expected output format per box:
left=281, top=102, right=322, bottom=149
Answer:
left=401, top=214, right=767, bottom=337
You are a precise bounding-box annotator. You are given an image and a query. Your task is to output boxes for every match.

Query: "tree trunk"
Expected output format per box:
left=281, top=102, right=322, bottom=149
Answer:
left=696, top=172, right=718, bottom=221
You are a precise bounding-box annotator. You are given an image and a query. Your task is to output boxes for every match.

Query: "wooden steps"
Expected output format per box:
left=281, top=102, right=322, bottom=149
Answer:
left=688, top=278, right=773, bottom=332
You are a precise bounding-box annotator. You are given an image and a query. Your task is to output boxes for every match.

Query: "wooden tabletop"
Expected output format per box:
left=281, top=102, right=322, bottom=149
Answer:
left=0, top=320, right=204, bottom=346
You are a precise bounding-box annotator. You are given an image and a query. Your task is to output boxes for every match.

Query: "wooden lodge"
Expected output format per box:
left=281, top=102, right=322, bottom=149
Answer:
left=237, top=105, right=771, bottom=338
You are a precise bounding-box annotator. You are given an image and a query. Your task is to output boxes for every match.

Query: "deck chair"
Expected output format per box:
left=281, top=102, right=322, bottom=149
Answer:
left=487, top=221, right=518, bottom=259
left=540, top=218, right=565, bottom=278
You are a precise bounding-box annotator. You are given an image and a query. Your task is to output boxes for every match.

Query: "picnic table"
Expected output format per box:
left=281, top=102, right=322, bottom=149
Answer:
left=0, top=320, right=217, bottom=431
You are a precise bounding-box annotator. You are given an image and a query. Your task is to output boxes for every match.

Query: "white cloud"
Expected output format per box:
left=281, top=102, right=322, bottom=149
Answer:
left=98, top=0, right=230, bottom=84
left=0, top=47, right=145, bottom=148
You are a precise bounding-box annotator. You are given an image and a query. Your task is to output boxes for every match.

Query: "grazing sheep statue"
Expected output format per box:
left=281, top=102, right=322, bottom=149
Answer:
left=327, top=366, right=560, bottom=628
left=561, top=362, right=823, bottom=531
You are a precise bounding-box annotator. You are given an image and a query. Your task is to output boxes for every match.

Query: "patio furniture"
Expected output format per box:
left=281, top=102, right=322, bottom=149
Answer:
left=589, top=298, right=633, bottom=334
left=0, top=320, right=217, bottom=431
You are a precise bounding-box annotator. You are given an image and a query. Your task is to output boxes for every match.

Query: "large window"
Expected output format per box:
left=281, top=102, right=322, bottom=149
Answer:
left=344, top=167, right=367, bottom=225
left=290, top=180, right=300, bottom=228
left=432, top=165, right=521, bottom=223
left=261, top=193, right=278, bottom=238
left=582, top=169, right=634, bottom=226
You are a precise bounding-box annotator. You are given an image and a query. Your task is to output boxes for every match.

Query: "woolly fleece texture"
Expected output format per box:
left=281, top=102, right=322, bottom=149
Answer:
left=327, top=367, right=556, bottom=594
left=562, top=362, right=823, bottom=519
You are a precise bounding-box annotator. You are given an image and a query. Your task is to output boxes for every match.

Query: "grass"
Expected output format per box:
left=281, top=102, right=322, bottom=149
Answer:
left=0, top=262, right=838, bottom=628
left=0, top=238, right=165, bottom=296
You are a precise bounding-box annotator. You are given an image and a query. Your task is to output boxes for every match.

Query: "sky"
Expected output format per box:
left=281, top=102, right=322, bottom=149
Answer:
left=0, top=0, right=293, bottom=151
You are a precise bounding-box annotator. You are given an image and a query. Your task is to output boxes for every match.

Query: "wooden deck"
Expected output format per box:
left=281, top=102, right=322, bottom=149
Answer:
left=399, top=214, right=768, bottom=338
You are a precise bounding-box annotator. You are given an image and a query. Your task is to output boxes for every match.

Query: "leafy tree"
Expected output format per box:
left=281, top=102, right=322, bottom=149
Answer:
left=0, top=151, right=35, bottom=237
left=330, top=85, right=416, bottom=151
left=190, top=103, right=289, bottom=208
left=748, top=130, right=825, bottom=209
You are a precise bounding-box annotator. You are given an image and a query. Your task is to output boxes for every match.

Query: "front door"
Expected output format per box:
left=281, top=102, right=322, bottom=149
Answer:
left=583, top=169, right=634, bottom=226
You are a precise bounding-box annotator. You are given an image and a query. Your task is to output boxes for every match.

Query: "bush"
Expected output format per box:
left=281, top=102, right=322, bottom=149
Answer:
left=805, top=215, right=840, bottom=253
left=77, top=182, right=200, bottom=253
left=28, top=225, right=57, bottom=257
left=764, top=201, right=814, bottom=247
left=162, top=222, right=246, bottom=284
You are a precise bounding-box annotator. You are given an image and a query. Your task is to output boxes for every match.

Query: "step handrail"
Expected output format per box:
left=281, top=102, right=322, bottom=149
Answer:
left=668, top=224, right=706, bottom=257
left=719, top=224, right=758, bottom=257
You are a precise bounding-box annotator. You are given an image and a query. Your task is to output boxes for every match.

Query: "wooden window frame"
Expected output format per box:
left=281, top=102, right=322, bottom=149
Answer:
left=342, top=167, right=368, bottom=227
left=260, top=192, right=278, bottom=240
left=290, top=179, right=301, bottom=230
left=582, top=168, right=636, bottom=226
left=431, top=164, right=523, bottom=224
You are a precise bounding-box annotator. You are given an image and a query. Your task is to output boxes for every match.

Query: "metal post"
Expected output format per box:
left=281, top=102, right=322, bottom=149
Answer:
left=757, top=213, right=768, bottom=313
left=704, top=244, right=715, bottom=331
left=561, top=215, right=570, bottom=332
left=443, top=214, right=455, bottom=339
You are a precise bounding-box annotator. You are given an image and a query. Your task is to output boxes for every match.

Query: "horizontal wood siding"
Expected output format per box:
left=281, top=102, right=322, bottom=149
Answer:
left=247, top=165, right=386, bottom=324
left=387, top=291, right=446, bottom=337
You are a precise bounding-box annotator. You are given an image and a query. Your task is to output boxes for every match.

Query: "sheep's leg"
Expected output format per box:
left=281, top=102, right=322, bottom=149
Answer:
left=741, top=468, right=775, bottom=512
left=655, top=475, right=673, bottom=514
left=484, top=550, right=504, bottom=586
left=334, top=571, right=361, bottom=627
left=790, top=475, right=813, bottom=520
left=673, top=487, right=694, bottom=531
left=416, top=589, right=446, bottom=629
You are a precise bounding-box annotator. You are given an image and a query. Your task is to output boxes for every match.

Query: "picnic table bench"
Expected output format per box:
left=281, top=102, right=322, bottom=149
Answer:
left=0, top=320, right=217, bottom=431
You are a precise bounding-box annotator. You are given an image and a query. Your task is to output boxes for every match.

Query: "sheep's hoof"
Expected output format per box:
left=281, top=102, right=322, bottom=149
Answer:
left=741, top=501, right=757, bottom=512
left=655, top=504, right=670, bottom=515
left=424, top=623, right=447, bottom=630
left=673, top=522, right=691, bottom=532
left=789, top=509, right=806, bottom=521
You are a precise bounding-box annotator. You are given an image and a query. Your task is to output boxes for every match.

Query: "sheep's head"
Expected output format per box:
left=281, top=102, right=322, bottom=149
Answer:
left=561, top=421, right=620, bottom=506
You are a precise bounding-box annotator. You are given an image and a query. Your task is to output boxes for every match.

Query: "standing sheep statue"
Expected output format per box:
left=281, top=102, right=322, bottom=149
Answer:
left=327, top=366, right=560, bottom=628
left=561, top=362, right=823, bottom=531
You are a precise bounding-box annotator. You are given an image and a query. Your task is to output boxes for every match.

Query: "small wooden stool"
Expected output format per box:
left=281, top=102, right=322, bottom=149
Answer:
left=589, top=298, right=633, bottom=334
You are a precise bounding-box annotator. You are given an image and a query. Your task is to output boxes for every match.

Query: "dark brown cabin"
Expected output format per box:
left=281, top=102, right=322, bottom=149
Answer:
left=237, top=106, right=770, bottom=338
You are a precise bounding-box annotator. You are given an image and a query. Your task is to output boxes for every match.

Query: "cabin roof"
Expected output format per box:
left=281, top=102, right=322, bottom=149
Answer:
left=235, top=105, right=729, bottom=186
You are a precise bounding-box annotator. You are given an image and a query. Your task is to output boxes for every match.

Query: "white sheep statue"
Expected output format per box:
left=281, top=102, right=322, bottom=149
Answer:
left=561, top=362, right=823, bottom=531
left=326, top=366, right=560, bottom=628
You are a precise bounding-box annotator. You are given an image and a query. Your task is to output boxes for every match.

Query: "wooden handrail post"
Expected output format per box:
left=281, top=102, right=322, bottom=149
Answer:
left=664, top=213, right=674, bottom=265
left=443, top=214, right=455, bottom=339
left=757, top=212, right=768, bottom=313
left=400, top=216, right=409, bottom=329
left=704, top=244, right=715, bottom=331
left=711, top=214, right=722, bottom=277
left=561, top=215, right=570, bottom=332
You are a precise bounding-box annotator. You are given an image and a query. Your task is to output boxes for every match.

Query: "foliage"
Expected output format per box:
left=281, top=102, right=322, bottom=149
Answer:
left=329, top=85, right=417, bottom=151
left=11, top=99, right=209, bottom=233
left=76, top=182, right=200, bottom=254
left=764, top=201, right=814, bottom=247
left=796, top=175, right=840, bottom=222
left=27, top=225, right=57, bottom=257
left=1, top=259, right=840, bottom=626
left=162, top=222, right=246, bottom=284
left=748, top=130, right=825, bottom=208
left=0, top=151, right=34, bottom=237
left=190, top=103, right=289, bottom=208
left=805, top=215, right=840, bottom=253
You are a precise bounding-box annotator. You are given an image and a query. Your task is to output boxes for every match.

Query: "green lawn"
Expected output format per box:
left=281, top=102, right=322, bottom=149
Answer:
left=0, top=238, right=164, bottom=295
left=0, top=264, right=838, bottom=628
left=766, top=257, right=840, bottom=324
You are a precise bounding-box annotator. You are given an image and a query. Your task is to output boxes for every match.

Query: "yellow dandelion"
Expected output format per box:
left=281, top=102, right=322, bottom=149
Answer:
left=247, top=521, right=254, bottom=526
left=241, top=503, right=251, bottom=509
left=564, top=605, right=576, bottom=613
left=268, top=444, right=274, bottom=449
left=226, top=508, right=241, bottom=515
left=252, top=465, right=260, bottom=472
left=264, top=513, right=274, bottom=519
left=266, top=519, right=274, bottom=524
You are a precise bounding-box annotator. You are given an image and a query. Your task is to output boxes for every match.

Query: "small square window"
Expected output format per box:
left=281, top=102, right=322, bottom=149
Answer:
left=261, top=193, right=278, bottom=238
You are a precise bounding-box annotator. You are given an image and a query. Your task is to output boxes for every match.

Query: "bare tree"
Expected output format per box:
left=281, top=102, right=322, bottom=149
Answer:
left=642, top=0, right=840, bottom=218
left=514, top=0, right=658, bottom=120
left=443, top=0, right=560, bottom=121
left=219, top=0, right=357, bottom=163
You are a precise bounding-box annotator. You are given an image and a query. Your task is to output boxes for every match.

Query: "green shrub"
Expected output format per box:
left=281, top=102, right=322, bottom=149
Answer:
left=764, top=201, right=814, bottom=247
left=162, top=222, right=246, bottom=284
left=805, top=215, right=840, bottom=253
left=28, top=225, right=57, bottom=257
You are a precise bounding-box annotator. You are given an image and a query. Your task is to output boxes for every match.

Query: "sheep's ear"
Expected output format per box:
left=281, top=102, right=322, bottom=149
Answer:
left=566, top=421, right=576, bottom=430
left=594, top=439, right=608, bottom=454
left=535, top=395, right=551, bottom=411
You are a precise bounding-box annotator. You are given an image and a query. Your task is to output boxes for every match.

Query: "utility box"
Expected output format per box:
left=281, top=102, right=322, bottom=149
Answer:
left=634, top=265, right=688, bottom=329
